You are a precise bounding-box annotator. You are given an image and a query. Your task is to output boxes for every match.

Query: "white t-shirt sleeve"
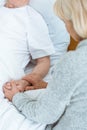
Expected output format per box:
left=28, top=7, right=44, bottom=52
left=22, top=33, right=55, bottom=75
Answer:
left=26, top=6, right=55, bottom=59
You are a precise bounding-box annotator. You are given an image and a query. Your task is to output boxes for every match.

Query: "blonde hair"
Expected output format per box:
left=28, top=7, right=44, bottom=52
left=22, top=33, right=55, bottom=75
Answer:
left=54, top=0, right=87, bottom=39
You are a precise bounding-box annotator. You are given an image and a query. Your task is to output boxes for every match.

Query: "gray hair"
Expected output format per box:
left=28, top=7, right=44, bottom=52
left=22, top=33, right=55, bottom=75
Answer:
left=54, top=0, right=87, bottom=39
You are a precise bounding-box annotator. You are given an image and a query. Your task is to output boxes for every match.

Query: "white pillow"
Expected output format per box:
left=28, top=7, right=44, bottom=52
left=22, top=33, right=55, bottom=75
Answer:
left=29, top=0, right=70, bottom=64
left=0, top=0, right=5, bottom=6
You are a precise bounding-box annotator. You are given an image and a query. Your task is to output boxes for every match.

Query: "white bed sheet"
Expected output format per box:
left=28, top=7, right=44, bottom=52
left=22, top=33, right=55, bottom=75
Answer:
left=0, top=92, right=46, bottom=130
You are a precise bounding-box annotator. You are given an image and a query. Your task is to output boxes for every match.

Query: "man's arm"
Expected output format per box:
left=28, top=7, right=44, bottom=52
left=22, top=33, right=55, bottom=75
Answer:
left=22, top=56, right=50, bottom=85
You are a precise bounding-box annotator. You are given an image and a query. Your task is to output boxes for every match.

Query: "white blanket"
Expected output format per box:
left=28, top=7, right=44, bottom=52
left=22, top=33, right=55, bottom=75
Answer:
left=0, top=90, right=46, bottom=130
left=0, top=59, right=46, bottom=130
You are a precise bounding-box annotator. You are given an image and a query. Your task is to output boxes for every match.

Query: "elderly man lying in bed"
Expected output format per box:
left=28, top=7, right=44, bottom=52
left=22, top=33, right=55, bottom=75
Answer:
left=0, top=0, right=70, bottom=130
left=1, top=0, right=55, bottom=92
left=0, top=0, right=55, bottom=129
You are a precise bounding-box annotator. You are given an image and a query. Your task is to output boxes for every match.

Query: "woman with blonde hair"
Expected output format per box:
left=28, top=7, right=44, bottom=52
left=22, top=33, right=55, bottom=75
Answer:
left=4, top=0, right=87, bottom=130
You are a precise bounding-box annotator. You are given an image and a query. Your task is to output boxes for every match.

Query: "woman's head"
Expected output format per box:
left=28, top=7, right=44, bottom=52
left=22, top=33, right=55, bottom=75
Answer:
left=54, top=0, right=87, bottom=41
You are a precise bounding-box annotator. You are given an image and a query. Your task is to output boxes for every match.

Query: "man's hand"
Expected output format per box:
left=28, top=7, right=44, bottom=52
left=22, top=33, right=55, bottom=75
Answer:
left=24, top=80, right=48, bottom=91
left=14, top=79, right=30, bottom=92
left=22, top=73, right=42, bottom=86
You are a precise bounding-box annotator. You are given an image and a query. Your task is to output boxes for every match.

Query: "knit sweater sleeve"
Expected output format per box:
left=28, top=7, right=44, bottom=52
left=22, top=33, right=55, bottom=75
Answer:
left=12, top=53, right=76, bottom=124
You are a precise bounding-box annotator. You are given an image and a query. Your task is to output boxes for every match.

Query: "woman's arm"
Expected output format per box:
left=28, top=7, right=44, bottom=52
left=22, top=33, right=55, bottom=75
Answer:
left=12, top=54, right=76, bottom=124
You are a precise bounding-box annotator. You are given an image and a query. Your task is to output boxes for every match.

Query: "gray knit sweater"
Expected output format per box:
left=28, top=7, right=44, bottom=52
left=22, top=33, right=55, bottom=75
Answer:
left=12, top=39, right=87, bottom=130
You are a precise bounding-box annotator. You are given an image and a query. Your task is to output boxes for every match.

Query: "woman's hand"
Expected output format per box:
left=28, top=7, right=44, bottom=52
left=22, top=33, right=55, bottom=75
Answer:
left=3, top=74, right=48, bottom=101
left=3, top=79, right=29, bottom=92
left=3, top=81, right=20, bottom=101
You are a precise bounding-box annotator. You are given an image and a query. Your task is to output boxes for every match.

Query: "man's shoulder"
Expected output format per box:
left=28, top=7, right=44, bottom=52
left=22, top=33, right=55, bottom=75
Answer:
left=27, top=5, right=43, bottom=19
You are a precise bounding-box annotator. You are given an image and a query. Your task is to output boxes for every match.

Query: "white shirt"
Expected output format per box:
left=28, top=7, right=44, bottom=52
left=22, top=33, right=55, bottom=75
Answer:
left=0, top=5, right=55, bottom=84
left=0, top=0, right=70, bottom=65
left=0, top=1, right=70, bottom=80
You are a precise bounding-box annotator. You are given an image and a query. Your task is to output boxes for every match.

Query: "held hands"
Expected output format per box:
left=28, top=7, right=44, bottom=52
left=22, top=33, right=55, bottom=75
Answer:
left=3, top=79, right=29, bottom=101
left=3, top=73, right=48, bottom=101
left=22, top=73, right=42, bottom=86
left=22, top=73, right=48, bottom=90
